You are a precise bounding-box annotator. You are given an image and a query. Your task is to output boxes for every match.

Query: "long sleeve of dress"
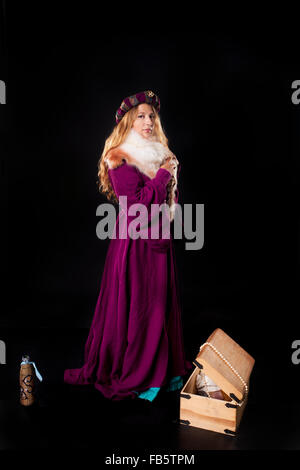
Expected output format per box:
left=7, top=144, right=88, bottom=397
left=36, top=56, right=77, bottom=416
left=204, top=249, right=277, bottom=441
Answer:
left=108, top=162, right=172, bottom=207
left=108, top=162, right=174, bottom=252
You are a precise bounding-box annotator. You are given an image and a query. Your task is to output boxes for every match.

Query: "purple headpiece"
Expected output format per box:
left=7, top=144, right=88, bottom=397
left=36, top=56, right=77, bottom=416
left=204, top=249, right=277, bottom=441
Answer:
left=115, top=90, right=160, bottom=124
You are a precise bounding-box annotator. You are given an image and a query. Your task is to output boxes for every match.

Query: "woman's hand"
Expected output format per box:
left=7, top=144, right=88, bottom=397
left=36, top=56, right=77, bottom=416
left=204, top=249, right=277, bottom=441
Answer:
left=160, top=152, right=179, bottom=176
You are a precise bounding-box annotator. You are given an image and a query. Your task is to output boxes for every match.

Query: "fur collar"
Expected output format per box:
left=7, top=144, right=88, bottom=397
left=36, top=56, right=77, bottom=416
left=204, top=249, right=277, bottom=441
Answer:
left=105, top=129, right=168, bottom=178
left=105, top=129, right=178, bottom=220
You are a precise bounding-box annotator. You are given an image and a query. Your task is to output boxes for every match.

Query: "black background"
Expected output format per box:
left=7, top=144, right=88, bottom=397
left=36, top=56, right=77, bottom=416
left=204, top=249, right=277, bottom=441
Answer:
left=0, top=3, right=300, bottom=455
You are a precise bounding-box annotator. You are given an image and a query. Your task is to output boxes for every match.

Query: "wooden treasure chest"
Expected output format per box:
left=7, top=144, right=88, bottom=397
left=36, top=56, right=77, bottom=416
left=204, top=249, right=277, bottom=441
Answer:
left=179, top=328, right=255, bottom=436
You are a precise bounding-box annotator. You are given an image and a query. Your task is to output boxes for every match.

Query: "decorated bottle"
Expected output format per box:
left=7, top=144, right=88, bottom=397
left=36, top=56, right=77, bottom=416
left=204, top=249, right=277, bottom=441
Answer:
left=19, top=355, right=43, bottom=406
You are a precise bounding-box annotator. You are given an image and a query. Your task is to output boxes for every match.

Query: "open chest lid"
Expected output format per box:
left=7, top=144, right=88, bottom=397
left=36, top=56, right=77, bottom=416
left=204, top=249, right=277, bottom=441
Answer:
left=193, top=328, right=255, bottom=403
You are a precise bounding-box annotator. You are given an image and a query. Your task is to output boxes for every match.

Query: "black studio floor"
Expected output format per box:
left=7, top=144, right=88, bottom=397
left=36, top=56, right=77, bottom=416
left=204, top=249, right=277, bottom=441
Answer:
left=1, top=384, right=299, bottom=453
left=1, top=326, right=300, bottom=455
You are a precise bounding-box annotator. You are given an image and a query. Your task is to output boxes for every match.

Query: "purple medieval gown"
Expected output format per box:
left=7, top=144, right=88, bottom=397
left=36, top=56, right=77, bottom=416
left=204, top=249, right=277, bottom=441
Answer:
left=64, top=161, right=193, bottom=400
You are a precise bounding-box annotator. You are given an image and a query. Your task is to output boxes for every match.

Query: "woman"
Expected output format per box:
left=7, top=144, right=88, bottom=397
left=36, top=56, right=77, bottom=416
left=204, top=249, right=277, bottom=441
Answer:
left=64, top=90, right=192, bottom=401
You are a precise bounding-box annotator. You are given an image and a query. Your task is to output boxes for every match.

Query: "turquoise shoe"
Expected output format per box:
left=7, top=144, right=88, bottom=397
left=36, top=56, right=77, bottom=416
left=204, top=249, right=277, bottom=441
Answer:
left=133, top=387, right=160, bottom=402
left=133, top=376, right=183, bottom=402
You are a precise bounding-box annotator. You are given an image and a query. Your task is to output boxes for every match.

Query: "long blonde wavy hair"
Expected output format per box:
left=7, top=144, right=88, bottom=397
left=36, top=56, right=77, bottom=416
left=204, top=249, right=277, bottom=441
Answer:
left=97, top=105, right=169, bottom=204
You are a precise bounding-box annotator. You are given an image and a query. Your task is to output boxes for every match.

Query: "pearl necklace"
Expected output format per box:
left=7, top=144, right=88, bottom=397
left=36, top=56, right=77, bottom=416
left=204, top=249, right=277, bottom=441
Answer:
left=199, top=342, right=248, bottom=407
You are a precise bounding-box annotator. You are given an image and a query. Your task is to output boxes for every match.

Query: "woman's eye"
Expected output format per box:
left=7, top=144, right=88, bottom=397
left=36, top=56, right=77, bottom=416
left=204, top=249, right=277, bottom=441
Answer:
left=137, top=114, right=154, bottom=119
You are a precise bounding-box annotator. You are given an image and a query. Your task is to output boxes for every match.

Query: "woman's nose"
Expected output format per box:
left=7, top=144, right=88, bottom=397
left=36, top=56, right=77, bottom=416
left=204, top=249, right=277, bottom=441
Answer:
left=145, top=115, right=153, bottom=124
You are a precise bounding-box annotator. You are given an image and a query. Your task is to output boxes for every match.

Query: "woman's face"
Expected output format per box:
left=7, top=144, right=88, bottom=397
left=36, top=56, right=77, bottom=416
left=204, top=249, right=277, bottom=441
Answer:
left=132, top=104, right=155, bottom=139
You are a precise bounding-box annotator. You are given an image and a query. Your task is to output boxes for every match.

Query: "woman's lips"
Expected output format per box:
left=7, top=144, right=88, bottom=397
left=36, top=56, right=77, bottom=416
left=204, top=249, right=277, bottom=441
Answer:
left=144, top=129, right=152, bottom=133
